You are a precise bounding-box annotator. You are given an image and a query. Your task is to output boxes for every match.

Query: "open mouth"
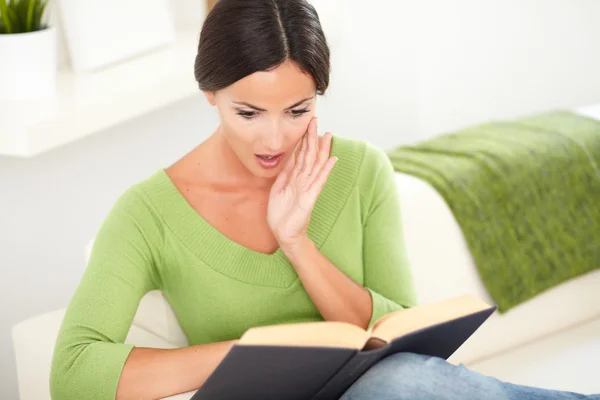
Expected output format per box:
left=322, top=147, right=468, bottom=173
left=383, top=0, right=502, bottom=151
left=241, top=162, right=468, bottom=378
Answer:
left=255, top=152, right=284, bottom=169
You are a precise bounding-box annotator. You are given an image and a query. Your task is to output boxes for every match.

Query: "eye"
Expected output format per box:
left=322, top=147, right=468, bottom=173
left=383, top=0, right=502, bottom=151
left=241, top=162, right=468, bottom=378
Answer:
left=291, top=108, right=310, bottom=119
left=237, top=110, right=257, bottom=120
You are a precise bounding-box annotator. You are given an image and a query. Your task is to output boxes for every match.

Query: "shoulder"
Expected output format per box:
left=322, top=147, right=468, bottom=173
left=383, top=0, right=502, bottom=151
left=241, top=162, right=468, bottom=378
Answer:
left=87, top=172, right=167, bottom=285
left=99, top=170, right=168, bottom=239
left=109, top=171, right=163, bottom=215
left=330, top=135, right=395, bottom=195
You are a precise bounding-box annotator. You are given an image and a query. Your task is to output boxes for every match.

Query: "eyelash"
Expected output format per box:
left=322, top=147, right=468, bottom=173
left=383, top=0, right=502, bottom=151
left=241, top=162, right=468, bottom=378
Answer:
left=237, top=109, right=310, bottom=120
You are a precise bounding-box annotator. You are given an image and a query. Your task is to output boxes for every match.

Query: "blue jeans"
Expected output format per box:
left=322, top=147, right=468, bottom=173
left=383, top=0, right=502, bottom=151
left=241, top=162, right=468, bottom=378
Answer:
left=340, top=353, right=599, bottom=400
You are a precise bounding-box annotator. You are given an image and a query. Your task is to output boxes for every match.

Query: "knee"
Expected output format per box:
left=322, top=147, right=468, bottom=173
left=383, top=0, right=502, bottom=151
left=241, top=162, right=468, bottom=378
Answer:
left=369, top=352, right=444, bottom=382
left=343, top=352, right=507, bottom=400
left=360, top=353, right=445, bottom=391
left=378, top=351, right=434, bottom=368
left=356, top=352, right=448, bottom=395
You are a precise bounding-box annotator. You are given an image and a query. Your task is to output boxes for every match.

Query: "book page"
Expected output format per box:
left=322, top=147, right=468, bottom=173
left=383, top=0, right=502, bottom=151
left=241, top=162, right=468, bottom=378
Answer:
left=371, top=295, right=493, bottom=342
left=369, top=308, right=405, bottom=333
left=239, top=321, right=370, bottom=350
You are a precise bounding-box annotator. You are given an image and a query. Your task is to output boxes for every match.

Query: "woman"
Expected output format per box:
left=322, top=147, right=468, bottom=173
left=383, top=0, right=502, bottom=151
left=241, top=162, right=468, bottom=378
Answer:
left=50, top=1, right=598, bottom=399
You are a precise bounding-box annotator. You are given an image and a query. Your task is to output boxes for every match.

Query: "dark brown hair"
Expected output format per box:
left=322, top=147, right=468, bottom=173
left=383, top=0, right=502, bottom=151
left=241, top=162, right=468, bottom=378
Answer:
left=194, top=0, right=331, bottom=95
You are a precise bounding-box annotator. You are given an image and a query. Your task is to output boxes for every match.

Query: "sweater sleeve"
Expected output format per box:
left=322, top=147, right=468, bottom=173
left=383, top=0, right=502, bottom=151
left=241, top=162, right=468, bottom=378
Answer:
left=50, top=186, right=161, bottom=400
left=360, top=144, right=419, bottom=329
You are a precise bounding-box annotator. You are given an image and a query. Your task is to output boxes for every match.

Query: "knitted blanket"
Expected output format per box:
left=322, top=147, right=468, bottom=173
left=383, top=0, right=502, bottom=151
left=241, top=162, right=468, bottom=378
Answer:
left=388, top=110, right=600, bottom=313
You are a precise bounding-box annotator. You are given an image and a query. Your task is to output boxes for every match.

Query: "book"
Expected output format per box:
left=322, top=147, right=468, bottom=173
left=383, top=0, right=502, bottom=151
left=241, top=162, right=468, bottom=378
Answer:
left=190, top=295, right=496, bottom=400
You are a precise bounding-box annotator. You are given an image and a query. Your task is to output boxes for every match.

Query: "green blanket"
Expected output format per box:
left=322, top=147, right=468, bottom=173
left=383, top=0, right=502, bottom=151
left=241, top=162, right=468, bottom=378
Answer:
left=388, top=110, right=600, bottom=313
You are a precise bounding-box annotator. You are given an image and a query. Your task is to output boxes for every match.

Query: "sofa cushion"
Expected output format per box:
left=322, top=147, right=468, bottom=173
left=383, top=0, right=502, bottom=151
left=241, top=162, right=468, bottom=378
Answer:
left=469, top=316, right=600, bottom=394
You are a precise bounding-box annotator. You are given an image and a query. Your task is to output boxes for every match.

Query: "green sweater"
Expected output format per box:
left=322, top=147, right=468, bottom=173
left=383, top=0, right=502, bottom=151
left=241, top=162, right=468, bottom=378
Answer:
left=50, top=136, right=418, bottom=399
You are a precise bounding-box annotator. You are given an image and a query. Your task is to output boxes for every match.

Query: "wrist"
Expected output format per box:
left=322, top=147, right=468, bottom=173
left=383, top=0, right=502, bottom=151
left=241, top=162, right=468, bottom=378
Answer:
left=280, top=236, right=315, bottom=263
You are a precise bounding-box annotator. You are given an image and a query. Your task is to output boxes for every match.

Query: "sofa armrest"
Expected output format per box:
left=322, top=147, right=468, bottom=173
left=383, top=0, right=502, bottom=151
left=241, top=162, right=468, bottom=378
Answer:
left=12, top=309, right=66, bottom=400
left=12, top=309, right=186, bottom=400
left=394, top=171, right=600, bottom=367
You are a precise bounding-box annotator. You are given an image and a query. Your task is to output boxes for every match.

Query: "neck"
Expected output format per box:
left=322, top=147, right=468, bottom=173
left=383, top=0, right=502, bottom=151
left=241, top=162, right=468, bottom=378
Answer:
left=200, top=127, right=276, bottom=192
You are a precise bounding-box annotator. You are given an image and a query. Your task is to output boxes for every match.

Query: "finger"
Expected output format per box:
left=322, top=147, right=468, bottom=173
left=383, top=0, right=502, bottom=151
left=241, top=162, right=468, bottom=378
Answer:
left=293, top=133, right=307, bottom=179
left=271, top=151, right=295, bottom=192
left=317, top=132, right=333, bottom=168
left=302, top=118, right=318, bottom=176
left=291, top=134, right=306, bottom=179
left=307, top=156, right=338, bottom=198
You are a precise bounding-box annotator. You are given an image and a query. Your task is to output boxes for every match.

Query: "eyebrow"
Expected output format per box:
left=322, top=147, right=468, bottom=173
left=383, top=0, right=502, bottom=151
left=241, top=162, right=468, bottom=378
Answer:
left=232, top=96, right=314, bottom=112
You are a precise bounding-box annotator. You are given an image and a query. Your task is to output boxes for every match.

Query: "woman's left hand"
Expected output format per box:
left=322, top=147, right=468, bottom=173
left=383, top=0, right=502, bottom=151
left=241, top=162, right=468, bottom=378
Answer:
left=267, top=117, right=338, bottom=255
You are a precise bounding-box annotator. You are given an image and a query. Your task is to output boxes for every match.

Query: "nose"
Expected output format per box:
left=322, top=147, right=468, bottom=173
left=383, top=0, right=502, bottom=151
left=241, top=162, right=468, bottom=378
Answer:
left=263, top=118, right=284, bottom=151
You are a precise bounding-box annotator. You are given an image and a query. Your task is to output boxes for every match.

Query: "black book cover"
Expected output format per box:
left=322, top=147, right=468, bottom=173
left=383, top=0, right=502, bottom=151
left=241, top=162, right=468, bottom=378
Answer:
left=385, top=306, right=496, bottom=359
left=190, top=345, right=356, bottom=400
left=191, top=305, right=496, bottom=400
left=311, top=306, right=496, bottom=400
left=310, top=345, right=389, bottom=400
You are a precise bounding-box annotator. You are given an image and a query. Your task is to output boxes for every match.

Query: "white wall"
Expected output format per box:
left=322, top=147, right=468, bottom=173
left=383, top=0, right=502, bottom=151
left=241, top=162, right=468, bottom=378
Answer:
left=2, top=1, right=600, bottom=398
left=411, top=0, right=600, bottom=138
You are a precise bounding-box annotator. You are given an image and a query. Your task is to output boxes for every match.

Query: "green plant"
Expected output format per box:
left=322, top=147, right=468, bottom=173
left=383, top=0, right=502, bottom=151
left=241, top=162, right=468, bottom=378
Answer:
left=0, top=0, right=49, bottom=34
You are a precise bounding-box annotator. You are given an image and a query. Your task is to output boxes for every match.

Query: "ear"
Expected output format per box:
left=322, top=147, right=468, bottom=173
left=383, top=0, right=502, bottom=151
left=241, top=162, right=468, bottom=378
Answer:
left=203, top=91, right=217, bottom=106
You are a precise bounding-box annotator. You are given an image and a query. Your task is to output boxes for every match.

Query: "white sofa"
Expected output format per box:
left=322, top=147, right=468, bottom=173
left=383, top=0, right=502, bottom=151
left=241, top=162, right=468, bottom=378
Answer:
left=12, top=105, right=600, bottom=399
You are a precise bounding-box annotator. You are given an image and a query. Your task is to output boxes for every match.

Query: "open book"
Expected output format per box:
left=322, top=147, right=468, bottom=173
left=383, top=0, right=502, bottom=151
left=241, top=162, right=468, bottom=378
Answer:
left=191, top=295, right=496, bottom=400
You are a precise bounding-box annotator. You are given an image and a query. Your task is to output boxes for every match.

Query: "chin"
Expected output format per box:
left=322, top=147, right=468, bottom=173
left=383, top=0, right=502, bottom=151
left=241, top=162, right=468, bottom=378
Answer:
left=250, top=164, right=282, bottom=179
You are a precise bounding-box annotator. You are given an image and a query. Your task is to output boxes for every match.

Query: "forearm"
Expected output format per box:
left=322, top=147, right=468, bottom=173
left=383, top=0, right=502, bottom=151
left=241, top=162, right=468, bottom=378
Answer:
left=116, top=339, right=237, bottom=400
left=283, top=238, right=372, bottom=330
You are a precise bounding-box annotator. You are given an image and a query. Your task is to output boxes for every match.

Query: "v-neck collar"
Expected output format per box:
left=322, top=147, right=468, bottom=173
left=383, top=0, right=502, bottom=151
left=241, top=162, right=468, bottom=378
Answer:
left=147, top=136, right=364, bottom=288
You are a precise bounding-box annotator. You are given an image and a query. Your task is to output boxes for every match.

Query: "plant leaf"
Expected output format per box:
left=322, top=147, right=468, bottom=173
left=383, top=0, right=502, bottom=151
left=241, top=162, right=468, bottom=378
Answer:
left=37, top=0, right=47, bottom=30
left=0, top=0, right=49, bottom=33
left=26, top=0, right=35, bottom=32
left=0, top=0, right=14, bottom=33
left=22, top=0, right=32, bottom=32
left=10, top=0, right=26, bottom=33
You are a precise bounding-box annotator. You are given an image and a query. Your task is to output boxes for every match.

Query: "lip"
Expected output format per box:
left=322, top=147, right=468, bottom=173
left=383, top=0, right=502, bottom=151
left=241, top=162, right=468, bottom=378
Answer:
left=255, top=152, right=285, bottom=169
left=256, top=152, right=284, bottom=158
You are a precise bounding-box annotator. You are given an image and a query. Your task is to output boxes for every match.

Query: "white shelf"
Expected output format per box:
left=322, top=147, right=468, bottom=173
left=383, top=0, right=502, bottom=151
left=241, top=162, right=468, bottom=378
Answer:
left=0, top=29, right=201, bottom=158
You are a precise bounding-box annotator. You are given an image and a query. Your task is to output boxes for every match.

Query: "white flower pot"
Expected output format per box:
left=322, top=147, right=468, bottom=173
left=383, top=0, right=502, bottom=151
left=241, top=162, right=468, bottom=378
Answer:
left=0, top=27, right=57, bottom=101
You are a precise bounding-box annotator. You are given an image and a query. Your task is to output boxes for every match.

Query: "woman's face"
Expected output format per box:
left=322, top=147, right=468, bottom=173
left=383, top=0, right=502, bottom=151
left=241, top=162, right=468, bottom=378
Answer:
left=205, top=60, right=317, bottom=180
